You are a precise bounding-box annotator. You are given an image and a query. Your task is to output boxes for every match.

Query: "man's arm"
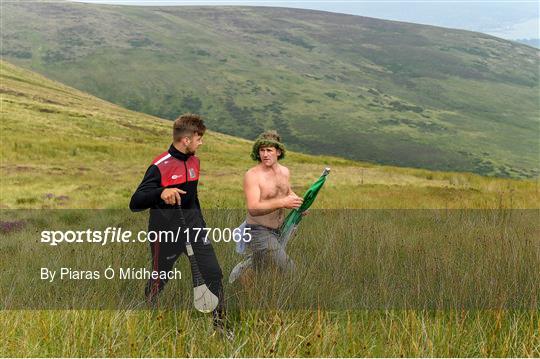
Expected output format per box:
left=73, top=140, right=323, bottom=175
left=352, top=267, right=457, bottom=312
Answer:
left=129, top=165, right=165, bottom=211
left=285, top=167, right=309, bottom=216
left=244, top=170, right=302, bottom=216
left=130, top=165, right=186, bottom=211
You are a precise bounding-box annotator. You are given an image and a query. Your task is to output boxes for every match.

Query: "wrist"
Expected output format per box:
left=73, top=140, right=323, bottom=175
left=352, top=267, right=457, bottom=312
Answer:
left=155, top=187, right=165, bottom=199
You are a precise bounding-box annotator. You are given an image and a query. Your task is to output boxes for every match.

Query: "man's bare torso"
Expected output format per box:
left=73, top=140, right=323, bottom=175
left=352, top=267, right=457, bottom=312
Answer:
left=246, top=164, right=290, bottom=229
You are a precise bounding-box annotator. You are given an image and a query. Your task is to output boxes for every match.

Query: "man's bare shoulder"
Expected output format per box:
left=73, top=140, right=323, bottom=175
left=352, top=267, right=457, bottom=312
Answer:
left=245, top=165, right=262, bottom=180
left=278, top=164, right=290, bottom=176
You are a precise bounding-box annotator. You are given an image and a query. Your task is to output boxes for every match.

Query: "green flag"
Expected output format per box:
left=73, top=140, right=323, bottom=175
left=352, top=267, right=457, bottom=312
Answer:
left=279, top=167, right=330, bottom=247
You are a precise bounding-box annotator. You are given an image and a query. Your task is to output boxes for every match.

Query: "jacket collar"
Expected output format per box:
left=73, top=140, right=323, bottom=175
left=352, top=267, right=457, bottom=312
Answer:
left=168, top=144, right=192, bottom=162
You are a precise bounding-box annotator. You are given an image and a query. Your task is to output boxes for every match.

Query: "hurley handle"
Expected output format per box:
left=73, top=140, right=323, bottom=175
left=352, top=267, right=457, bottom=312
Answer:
left=185, top=242, right=205, bottom=287
left=175, top=204, right=206, bottom=288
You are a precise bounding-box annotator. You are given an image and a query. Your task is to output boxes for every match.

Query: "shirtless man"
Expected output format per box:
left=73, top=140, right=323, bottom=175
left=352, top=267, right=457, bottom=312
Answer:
left=241, top=130, right=303, bottom=273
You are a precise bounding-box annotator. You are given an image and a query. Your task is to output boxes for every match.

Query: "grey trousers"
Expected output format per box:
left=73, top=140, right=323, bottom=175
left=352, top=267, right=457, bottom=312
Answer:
left=245, top=224, right=295, bottom=272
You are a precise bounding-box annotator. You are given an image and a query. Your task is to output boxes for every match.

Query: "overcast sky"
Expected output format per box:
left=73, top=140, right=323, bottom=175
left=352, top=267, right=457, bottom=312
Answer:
left=71, top=1, right=539, bottom=40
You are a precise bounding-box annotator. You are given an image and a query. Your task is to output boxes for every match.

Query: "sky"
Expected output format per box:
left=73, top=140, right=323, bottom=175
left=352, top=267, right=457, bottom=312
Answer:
left=71, top=1, right=539, bottom=40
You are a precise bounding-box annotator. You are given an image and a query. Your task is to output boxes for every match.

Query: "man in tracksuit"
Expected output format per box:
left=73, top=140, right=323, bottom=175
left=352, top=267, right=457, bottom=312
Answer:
left=129, top=113, right=225, bottom=329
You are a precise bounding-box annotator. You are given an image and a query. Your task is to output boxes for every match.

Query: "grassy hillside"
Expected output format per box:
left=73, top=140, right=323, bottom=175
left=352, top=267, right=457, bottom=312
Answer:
left=1, top=60, right=538, bottom=210
left=2, top=2, right=538, bottom=178
left=1, top=62, right=539, bottom=357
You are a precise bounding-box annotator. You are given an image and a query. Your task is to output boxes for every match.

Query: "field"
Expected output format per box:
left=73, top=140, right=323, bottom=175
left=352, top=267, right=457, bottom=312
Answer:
left=1, top=309, right=539, bottom=356
left=1, top=60, right=539, bottom=357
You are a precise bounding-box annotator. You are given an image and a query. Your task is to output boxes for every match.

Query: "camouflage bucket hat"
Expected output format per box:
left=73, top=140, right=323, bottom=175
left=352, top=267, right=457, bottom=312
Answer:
left=250, top=131, right=286, bottom=161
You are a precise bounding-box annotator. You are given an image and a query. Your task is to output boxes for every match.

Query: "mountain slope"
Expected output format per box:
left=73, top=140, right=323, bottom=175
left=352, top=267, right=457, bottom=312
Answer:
left=1, top=60, right=537, bottom=209
left=2, top=3, right=539, bottom=178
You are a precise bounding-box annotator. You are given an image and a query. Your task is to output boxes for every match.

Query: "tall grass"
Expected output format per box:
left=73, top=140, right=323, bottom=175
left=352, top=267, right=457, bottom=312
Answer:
left=1, top=209, right=538, bottom=356
left=1, top=310, right=538, bottom=356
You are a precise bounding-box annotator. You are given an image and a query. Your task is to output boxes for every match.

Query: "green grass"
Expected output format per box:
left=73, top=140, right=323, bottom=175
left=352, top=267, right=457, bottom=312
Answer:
left=1, top=310, right=538, bottom=357
left=1, top=3, right=539, bottom=178
left=1, top=208, right=539, bottom=356
left=1, top=61, right=539, bottom=357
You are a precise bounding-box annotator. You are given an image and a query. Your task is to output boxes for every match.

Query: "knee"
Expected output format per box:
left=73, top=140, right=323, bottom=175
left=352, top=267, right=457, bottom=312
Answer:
left=271, top=249, right=295, bottom=272
left=278, top=256, right=295, bottom=272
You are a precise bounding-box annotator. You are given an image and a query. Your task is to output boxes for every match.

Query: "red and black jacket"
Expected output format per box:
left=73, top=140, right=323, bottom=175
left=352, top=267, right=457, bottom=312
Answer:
left=130, top=144, right=206, bottom=231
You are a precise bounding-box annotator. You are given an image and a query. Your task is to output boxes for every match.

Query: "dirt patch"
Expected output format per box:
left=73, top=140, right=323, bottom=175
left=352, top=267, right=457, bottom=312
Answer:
left=0, top=220, right=26, bottom=234
left=38, top=107, right=60, bottom=114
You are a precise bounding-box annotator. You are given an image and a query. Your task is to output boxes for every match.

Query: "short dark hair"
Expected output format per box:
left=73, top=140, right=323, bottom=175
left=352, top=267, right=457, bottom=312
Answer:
left=173, top=113, right=206, bottom=141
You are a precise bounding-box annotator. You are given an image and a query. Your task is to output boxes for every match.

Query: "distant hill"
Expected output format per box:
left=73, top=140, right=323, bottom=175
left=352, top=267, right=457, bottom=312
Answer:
left=515, top=38, right=540, bottom=48
left=2, top=3, right=538, bottom=178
